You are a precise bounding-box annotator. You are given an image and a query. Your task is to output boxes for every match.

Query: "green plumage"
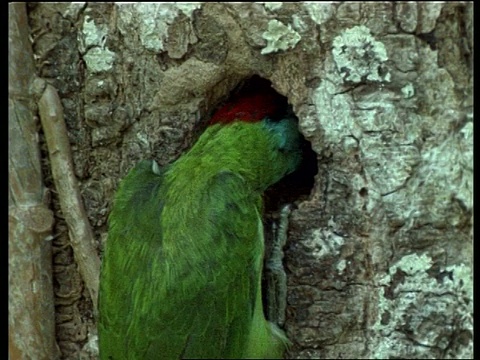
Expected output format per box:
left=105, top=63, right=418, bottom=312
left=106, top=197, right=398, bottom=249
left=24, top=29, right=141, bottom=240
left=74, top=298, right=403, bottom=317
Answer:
left=98, top=119, right=302, bottom=359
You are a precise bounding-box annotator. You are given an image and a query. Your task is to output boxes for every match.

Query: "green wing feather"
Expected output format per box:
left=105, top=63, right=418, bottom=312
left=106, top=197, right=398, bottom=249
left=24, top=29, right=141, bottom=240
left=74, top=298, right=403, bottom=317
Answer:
left=99, top=120, right=299, bottom=359
left=98, top=160, right=285, bottom=359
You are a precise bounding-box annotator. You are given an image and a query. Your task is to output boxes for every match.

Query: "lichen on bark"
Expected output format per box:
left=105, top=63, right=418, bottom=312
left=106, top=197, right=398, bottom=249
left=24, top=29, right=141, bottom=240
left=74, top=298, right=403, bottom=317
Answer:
left=21, top=2, right=473, bottom=359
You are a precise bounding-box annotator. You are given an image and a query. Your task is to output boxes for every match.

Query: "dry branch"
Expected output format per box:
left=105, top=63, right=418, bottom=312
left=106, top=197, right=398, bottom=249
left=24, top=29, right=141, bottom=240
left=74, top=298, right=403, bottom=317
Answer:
left=34, top=78, right=101, bottom=312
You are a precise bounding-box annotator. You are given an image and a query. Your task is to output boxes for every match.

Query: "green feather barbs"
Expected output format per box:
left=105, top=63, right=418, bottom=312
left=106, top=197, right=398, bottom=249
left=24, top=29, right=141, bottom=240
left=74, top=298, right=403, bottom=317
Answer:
left=98, top=85, right=303, bottom=359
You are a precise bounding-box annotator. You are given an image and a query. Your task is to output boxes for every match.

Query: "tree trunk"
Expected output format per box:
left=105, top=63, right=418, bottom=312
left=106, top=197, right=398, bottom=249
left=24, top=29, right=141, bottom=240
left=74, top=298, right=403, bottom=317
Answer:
left=21, top=2, right=472, bottom=359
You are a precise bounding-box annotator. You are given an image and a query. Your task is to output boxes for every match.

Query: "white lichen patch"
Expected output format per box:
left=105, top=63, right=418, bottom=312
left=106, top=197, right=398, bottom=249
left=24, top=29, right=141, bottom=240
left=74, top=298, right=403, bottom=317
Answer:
left=83, top=47, right=116, bottom=73
left=304, top=2, right=335, bottom=25
left=372, top=253, right=473, bottom=358
left=80, top=16, right=116, bottom=73
left=303, top=227, right=345, bottom=258
left=135, top=4, right=178, bottom=52
left=261, top=19, right=301, bottom=55
left=291, top=14, right=308, bottom=33
left=381, top=253, right=433, bottom=281
left=312, top=80, right=359, bottom=142
left=80, top=16, right=108, bottom=51
left=336, top=259, right=347, bottom=274
left=332, top=25, right=390, bottom=83
left=401, top=83, right=415, bottom=98
left=261, top=2, right=283, bottom=11
left=116, top=3, right=200, bottom=53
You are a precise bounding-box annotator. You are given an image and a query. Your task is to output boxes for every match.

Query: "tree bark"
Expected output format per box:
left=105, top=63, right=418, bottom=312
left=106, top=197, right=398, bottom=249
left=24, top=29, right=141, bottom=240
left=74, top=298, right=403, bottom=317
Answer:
left=8, top=3, right=60, bottom=359
left=24, top=2, right=472, bottom=359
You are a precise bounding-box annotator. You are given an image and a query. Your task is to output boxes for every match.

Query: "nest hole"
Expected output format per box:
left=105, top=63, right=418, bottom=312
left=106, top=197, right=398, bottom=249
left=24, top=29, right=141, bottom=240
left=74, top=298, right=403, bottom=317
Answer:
left=205, top=75, right=318, bottom=325
left=205, top=75, right=318, bottom=207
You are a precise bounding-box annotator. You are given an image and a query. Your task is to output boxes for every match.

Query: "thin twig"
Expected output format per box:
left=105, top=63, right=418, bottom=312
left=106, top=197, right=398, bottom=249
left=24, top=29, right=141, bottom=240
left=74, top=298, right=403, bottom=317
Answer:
left=34, top=78, right=101, bottom=312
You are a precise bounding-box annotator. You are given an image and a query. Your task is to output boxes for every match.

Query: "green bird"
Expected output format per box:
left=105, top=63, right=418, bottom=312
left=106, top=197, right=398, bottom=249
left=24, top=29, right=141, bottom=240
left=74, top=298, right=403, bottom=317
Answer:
left=98, top=80, right=303, bottom=359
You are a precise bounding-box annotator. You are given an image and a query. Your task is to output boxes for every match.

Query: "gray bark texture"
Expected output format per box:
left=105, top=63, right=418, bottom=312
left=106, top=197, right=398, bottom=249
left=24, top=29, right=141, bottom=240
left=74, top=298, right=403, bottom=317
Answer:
left=14, top=2, right=472, bottom=359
